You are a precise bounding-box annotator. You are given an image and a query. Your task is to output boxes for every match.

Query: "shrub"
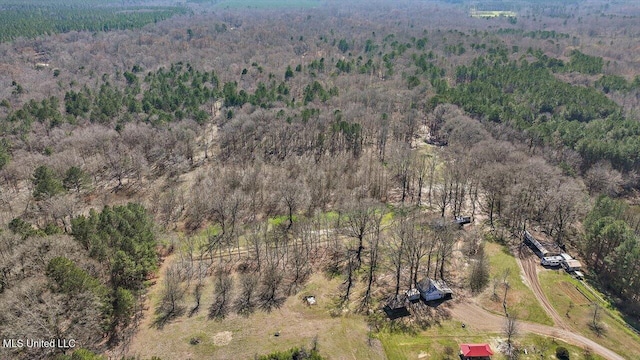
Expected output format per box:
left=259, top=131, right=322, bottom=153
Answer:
left=556, top=346, right=570, bottom=360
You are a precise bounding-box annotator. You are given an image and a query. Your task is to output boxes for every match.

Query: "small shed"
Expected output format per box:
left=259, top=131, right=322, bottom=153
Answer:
left=417, top=278, right=453, bottom=302
left=405, top=288, right=420, bottom=302
left=455, top=216, right=472, bottom=226
left=460, top=343, right=493, bottom=359
left=383, top=295, right=410, bottom=319
left=562, top=259, right=582, bottom=272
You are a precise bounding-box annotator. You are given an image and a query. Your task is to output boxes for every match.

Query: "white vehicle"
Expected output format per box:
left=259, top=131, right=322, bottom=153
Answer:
left=541, top=255, right=563, bottom=266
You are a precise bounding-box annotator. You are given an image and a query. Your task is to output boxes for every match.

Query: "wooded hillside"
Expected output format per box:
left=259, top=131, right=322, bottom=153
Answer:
left=1, top=0, right=639, bottom=358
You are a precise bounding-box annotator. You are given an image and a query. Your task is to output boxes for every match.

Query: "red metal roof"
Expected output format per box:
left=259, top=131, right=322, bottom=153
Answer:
left=460, top=343, right=494, bottom=357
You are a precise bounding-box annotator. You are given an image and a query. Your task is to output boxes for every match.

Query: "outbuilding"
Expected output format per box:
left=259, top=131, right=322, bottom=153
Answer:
left=405, top=288, right=420, bottom=301
left=455, top=216, right=472, bottom=226
left=459, top=343, right=493, bottom=359
left=523, top=230, right=549, bottom=257
left=417, top=278, right=453, bottom=302
left=562, top=259, right=582, bottom=272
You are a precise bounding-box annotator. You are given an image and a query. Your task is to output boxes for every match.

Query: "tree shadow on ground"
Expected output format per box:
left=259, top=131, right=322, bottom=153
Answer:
left=151, top=306, right=185, bottom=330
left=208, top=300, right=230, bottom=320
left=259, top=295, right=286, bottom=312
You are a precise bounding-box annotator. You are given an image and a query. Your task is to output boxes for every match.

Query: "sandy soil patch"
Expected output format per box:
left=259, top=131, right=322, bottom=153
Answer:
left=212, top=331, right=232, bottom=346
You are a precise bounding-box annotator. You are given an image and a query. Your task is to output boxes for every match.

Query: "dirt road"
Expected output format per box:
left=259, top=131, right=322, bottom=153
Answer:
left=517, top=250, right=569, bottom=330
left=449, top=300, right=626, bottom=360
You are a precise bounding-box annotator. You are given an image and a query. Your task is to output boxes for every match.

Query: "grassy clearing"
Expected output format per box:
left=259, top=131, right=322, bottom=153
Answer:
left=312, top=210, right=340, bottom=223
left=268, top=214, right=298, bottom=227
left=214, top=0, right=322, bottom=9
left=127, top=272, right=385, bottom=360
left=377, top=320, right=487, bottom=360
left=377, top=321, right=604, bottom=360
left=519, top=334, right=605, bottom=360
left=478, top=241, right=553, bottom=325
left=540, top=270, right=640, bottom=359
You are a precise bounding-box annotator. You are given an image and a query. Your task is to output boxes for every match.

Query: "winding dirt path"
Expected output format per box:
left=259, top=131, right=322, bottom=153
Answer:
left=517, top=250, right=569, bottom=330
left=450, top=244, right=626, bottom=359
left=449, top=300, right=626, bottom=360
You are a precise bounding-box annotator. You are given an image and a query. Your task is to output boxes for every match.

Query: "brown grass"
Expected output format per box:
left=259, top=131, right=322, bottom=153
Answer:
left=540, top=270, right=640, bottom=359
left=126, top=272, right=385, bottom=360
left=558, top=281, right=590, bottom=306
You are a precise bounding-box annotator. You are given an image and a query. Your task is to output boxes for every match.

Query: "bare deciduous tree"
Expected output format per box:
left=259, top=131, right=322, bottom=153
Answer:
left=504, top=313, right=519, bottom=359
left=468, top=244, right=490, bottom=294
left=359, top=209, right=384, bottom=312
left=589, top=302, right=605, bottom=336
left=342, top=199, right=381, bottom=269
left=209, top=266, right=234, bottom=319
left=259, top=263, right=283, bottom=311
left=235, top=272, right=258, bottom=316
left=156, top=264, right=186, bottom=324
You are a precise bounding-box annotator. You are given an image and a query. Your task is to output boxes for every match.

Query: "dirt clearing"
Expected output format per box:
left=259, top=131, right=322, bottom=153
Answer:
left=212, top=331, right=233, bottom=346
left=125, top=272, right=385, bottom=360
left=449, top=300, right=625, bottom=360
left=558, top=281, right=590, bottom=305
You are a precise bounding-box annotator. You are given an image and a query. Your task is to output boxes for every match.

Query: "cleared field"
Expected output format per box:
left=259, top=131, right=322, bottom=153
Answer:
left=126, top=272, right=385, bottom=360
left=377, top=320, right=491, bottom=360
left=478, top=242, right=553, bottom=326
left=540, top=270, right=640, bottom=360
left=558, top=281, right=591, bottom=306
left=378, top=322, right=605, bottom=360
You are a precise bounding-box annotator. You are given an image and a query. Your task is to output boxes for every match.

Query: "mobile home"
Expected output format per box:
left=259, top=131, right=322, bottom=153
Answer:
left=523, top=230, right=549, bottom=257
left=541, top=255, right=563, bottom=267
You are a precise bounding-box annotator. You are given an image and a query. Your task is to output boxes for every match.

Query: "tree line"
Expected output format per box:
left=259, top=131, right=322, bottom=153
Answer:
left=434, top=49, right=640, bottom=176
left=1, top=3, right=640, bottom=357
left=0, top=5, right=188, bottom=43
left=1, top=203, right=157, bottom=359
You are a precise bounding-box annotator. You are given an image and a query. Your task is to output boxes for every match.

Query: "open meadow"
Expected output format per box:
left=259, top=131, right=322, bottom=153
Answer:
left=127, top=272, right=386, bottom=359
left=540, top=270, right=640, bottom=359
left=477, top=242, right=552, bottom=326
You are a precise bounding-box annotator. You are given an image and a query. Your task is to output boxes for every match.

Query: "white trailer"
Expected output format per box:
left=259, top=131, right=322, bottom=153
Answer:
left=523, top=230, right=549, bottom=257
left=541, top=255, right=563, bottom=266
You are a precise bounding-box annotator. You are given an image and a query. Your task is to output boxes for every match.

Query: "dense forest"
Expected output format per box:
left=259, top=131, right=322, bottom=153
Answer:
left=1, top=0, right=640, bottom=359
left=0, top=1, right=188, bottom=43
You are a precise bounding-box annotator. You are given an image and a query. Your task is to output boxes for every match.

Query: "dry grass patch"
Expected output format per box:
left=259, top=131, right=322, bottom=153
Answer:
left=378, top=320, right=604, bottom=360
left=540, top=270, right=640, bottom=359
left=126, top=271, right=385, bottom=360
left=477, top=242, right=552, bottom=325
left=557, top=280, right=590, bottom=306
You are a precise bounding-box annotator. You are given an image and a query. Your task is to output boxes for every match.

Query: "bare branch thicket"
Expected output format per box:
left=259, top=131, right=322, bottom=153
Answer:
left=209, top=266, right=234, bottom=320
left=155, top=263, right=187, bottom=326
left=503, top=312, right=519, bottom=359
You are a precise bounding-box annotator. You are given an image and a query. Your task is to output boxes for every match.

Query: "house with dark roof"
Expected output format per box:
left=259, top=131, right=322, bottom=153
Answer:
left=459, top=343, right=493, bottom=359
